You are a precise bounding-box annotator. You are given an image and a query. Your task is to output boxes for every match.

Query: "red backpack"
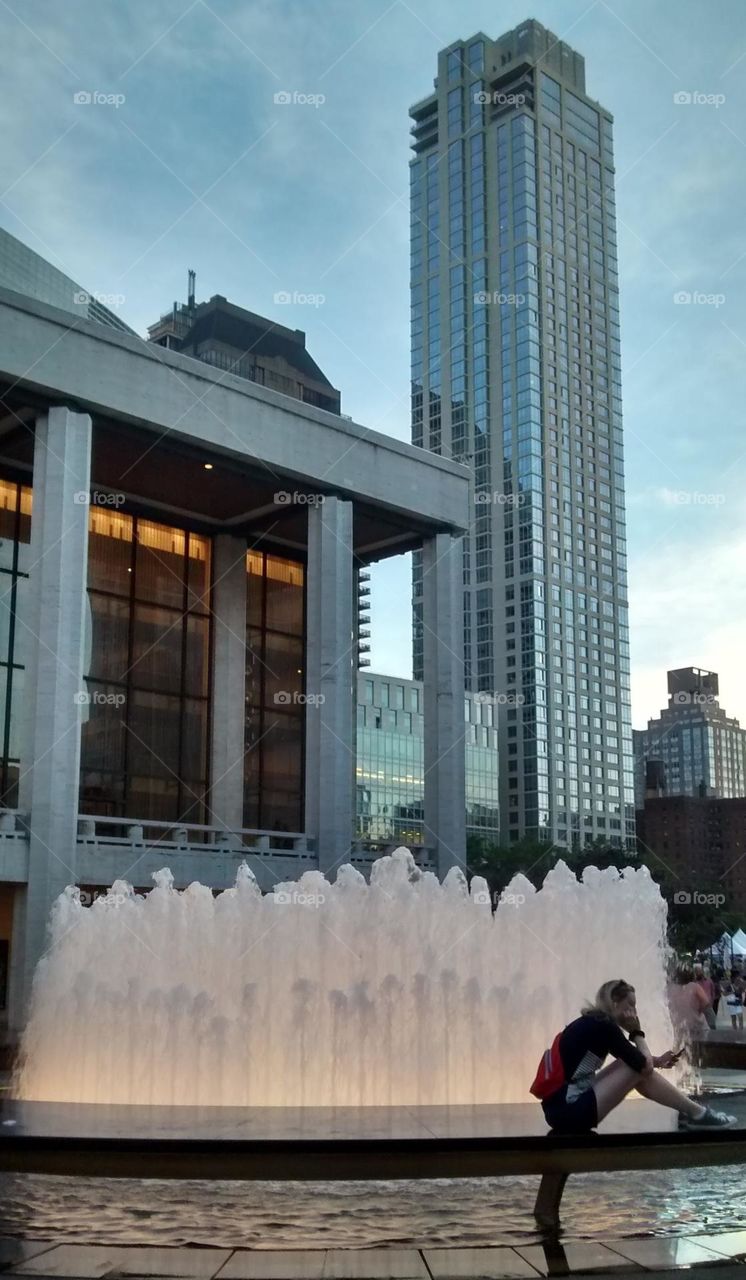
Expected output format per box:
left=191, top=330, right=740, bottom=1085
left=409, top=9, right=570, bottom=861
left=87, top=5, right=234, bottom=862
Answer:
left=529, top=1031, right=566, bottom=1100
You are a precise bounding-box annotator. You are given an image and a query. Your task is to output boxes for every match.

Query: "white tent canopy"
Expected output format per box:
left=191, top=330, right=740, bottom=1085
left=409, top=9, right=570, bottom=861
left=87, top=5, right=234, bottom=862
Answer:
left=707, top=930, right=746, bottom=959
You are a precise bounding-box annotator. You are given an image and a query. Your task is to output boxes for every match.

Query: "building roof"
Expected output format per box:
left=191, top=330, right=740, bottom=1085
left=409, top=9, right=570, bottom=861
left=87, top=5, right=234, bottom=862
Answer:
left=183, top=296, right=336, bottom=390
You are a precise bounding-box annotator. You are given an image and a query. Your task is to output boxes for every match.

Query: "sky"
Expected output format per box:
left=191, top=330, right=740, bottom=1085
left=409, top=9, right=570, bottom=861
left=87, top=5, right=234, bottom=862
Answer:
left=2, top=0, right=745, bottom=730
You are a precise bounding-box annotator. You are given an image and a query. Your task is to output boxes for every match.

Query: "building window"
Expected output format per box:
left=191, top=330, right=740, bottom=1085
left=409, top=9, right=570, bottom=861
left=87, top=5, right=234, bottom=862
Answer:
left=0, top=478, right=31, bottom=806
left=245, top=551, right=305, bottom=833
left=81, top=511, right=212, bottom=823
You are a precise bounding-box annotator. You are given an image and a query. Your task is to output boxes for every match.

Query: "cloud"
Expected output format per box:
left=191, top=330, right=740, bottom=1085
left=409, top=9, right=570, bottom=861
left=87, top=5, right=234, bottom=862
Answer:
left=630, top=513, right=746, bottom=726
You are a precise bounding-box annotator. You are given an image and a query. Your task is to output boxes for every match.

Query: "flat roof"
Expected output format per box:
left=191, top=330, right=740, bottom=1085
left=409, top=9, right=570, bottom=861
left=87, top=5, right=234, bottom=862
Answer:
left=0, top=288, right=470, bottom=556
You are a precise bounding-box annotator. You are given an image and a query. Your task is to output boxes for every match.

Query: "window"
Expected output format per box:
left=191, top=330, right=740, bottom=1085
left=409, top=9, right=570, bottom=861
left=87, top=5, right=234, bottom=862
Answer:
left=82, top=510, right=212, bottom=823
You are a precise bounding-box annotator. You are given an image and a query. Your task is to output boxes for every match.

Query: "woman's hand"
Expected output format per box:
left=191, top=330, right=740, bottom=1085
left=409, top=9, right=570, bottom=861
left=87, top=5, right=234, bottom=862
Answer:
left=653, top=1050, right=680, bottom=1069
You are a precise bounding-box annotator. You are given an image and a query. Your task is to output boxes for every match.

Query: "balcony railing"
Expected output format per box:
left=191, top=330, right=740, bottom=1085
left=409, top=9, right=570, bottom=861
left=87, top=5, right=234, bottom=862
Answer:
left=77, top=815, right=315, bottom=858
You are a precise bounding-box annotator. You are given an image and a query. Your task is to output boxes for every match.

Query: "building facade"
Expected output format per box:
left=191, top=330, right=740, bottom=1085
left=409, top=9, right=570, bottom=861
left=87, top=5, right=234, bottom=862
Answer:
left=148, top=280, right=341, bottom=414
left=0, top=228, right=135, bottom=334
left=0, top=283, right=470, bottom=1034
left=356, top=672, right=500, bottom=848
left=409, top=19, right=634, bottom=851
left=634, top=668, right=746, bottom=807
left=637, top=795, right=746, bottom=916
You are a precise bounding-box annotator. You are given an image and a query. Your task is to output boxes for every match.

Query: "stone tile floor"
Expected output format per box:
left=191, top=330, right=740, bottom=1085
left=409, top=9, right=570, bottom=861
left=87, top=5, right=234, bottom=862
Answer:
left=0, top=1232, right=745, bottom=1279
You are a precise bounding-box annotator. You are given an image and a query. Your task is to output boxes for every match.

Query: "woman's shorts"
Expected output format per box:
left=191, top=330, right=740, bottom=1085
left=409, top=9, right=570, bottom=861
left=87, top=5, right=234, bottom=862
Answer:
left=542, top=1086, right=598, bottom=1133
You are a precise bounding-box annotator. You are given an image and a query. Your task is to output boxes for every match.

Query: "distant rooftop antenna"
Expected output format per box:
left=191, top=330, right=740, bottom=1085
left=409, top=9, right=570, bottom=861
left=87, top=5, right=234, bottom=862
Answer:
left=187, top=268, right=196, bottom=311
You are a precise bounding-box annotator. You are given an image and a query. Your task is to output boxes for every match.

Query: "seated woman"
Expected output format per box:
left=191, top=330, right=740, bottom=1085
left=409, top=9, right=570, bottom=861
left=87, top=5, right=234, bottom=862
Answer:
left=533, top=979, right=735, bottom=1133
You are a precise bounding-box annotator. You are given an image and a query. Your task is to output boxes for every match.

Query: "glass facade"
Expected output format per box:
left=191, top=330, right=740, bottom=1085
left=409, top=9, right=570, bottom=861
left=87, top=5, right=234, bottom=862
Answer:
left=356, top=676, right=499, bottom=844
left=0, top=479, right=31, bottom=807
left=245, top=550, right=305, bottom=833
left=634, top=706, right=746, bottom=804
left=82, top=511, right=211, bottom=821
left=410, top=20, right=635, bottom=850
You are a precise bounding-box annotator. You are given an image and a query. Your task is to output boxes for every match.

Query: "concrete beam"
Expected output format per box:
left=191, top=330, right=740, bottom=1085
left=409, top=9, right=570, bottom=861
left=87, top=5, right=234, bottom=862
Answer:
left=0, top=289, right=470, bottom=537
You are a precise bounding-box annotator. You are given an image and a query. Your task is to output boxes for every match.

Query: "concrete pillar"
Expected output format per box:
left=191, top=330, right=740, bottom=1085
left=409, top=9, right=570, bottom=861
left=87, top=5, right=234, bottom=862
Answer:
left=304, top=498, right=355, bottom=876
left=9, top=407, right=92, bottom=1031
left=421, top=533, right=466, bottom=877
left=208, top=534, right=248, bottom=834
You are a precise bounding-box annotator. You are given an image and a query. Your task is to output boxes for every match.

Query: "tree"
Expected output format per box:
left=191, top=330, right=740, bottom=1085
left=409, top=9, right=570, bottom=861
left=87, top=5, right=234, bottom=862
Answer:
left=467, top=833, right=641, bottom=905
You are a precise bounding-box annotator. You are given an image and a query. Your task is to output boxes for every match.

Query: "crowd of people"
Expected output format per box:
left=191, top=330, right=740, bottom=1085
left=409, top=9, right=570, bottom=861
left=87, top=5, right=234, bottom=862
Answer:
left=668, top=959, right=745, bottom=1039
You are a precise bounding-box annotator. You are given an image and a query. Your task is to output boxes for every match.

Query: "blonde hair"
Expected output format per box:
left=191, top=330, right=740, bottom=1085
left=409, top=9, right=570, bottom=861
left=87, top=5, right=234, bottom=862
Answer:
left=581, top=978, right=635, bottom=1019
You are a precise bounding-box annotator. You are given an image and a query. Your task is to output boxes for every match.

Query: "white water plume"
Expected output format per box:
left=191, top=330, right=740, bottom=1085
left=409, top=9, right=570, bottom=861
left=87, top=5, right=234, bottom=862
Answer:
left=17, top=849, right=673, bottom=1106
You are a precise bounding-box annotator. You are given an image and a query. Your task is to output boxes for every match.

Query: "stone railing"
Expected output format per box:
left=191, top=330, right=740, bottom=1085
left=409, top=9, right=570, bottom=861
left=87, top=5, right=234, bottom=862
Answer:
left=76, top=815, right=315, bottom=859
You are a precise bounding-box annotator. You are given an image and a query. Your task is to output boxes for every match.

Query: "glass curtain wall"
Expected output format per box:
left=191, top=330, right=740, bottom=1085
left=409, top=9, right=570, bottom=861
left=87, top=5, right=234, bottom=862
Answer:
left=0, top=477, right=31, bottom=807
left=244, top=550, right=304, bottom=833
left=81, top=510, right=211, bottom=822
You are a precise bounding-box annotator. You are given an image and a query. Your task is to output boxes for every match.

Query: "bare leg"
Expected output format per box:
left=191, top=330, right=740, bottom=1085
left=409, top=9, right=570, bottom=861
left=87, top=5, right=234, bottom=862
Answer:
left=635, top=1070, right=700, bottom=1117
left=592, top=1060, right=641, bottom=1122
left=593, top=1060, right=702, bottom=1124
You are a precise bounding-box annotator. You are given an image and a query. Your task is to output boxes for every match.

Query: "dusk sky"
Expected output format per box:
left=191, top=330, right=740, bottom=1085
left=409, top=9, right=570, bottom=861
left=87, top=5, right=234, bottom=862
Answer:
left=2, top=0, right=745, bottom=729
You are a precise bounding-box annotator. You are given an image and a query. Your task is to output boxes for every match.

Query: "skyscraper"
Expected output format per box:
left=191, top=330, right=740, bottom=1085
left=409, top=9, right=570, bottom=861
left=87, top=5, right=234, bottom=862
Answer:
left=634, top=668, right=746, bottom=805
left=410, top=18, right=635, bottom=850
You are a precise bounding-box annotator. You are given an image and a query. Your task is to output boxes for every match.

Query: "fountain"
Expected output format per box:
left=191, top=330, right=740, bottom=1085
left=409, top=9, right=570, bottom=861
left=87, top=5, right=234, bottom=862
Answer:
left=16, top=849, right=674, bottom=1107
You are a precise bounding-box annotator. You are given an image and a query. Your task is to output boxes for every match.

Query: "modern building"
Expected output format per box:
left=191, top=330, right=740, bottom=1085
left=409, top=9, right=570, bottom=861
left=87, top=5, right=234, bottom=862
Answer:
left=409, top=19, right=634, bottom=851
left=0, top=227, right=135, bottom=335
left=637, top=794, right=746, bottom=916
left=356, top=672, right=500, bottom=848
left=634, top=668, right=746, bottom=807
left=0, top=282, right=470, bottom=1034
left=148, top=276, right=341, bottom=414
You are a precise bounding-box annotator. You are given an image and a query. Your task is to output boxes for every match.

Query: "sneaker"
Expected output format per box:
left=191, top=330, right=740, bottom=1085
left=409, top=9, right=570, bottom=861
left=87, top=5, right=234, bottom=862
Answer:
left=679, top=1107, right=737, bottom=1130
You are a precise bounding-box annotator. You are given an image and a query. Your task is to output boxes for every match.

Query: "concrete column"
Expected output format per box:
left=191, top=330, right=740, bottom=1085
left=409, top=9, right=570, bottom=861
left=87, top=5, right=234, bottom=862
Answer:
left=9, top=407, right=92, bottom=1031
left=422, top=532, right=466, bottom=877
left=304, top=498, right=355, bottom=876
left=208, top=535, right=248, bottom=834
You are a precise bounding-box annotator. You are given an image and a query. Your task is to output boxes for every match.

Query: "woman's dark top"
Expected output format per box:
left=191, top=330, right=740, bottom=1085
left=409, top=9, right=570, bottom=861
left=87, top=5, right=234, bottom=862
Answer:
left=549, top=1013, right=647, bottom=1104
left=540, top=1012, right=648, bottom=1133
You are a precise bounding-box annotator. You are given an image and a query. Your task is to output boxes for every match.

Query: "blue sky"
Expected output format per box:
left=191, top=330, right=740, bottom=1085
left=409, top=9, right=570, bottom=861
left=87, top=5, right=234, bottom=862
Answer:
left=2, top=0, right=745, bottom=728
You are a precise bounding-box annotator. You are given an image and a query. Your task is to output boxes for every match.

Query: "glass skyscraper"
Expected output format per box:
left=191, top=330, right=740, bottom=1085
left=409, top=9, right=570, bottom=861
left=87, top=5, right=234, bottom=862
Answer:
left=410, top=19, right=635, bottom=850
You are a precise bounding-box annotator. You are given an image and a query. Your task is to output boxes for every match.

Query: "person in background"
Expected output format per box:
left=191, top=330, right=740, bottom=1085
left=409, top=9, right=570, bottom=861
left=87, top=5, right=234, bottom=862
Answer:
left=711, top=965, right=723, bottom=1019
left=723, top=971, right=745, bottom=1031
left=668, top=965, right=711, bottom=1042
left=693, top=962, right=718, bottom=1030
